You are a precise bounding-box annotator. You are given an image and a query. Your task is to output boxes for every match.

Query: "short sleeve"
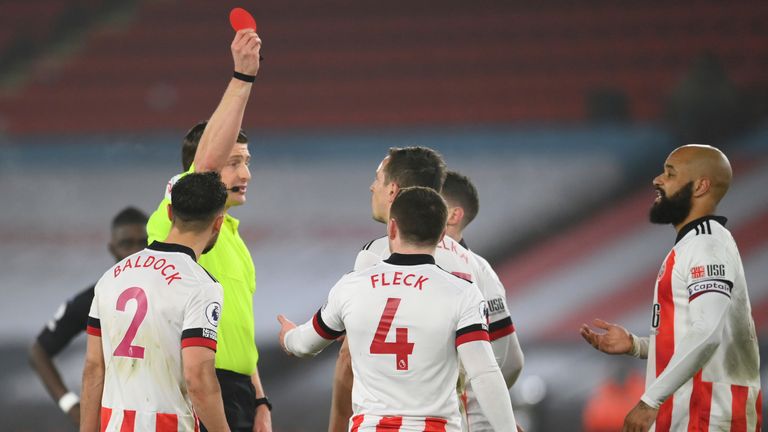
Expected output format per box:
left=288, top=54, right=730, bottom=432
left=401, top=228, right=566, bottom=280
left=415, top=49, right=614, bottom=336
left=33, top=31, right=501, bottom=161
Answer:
left=37, top=286, right=94, bottom=355
left=181, top=282, right=223, bottom=351
left=455, top=284, right=490, bottom=347
left=473, top=254, right=515, bottom=340
left=86, top=284, right=102, bottom=337
left=683, top=236, right=737, bottom=302
left=313, top=277, right=347, bottom=340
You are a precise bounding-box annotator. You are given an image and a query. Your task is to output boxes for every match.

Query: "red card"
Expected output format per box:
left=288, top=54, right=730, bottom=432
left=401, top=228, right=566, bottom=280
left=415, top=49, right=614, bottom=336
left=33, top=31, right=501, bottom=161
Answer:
left=230, top=8, right=257, bottom=32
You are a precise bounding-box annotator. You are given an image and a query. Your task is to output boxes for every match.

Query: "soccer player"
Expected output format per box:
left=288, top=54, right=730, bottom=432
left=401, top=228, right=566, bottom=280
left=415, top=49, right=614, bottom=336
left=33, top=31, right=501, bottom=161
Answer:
left=146, top=30, right=272, bottom=432
left=330, top=147, right=483, bottom=432
left=278, top=187, right=518, bottom=431
left=29, top=207, right=148, bottom=425
left=441, top=171, right=525, bottom=432
left=580, top=145, right=762, bottom=432
left=80, top=172, right=230, bottom=432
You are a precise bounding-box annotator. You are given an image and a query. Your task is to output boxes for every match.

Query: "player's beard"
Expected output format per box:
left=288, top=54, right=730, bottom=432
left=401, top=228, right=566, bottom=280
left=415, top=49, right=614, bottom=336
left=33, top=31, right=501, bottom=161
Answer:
left=649, top=181, right=694, bottom=225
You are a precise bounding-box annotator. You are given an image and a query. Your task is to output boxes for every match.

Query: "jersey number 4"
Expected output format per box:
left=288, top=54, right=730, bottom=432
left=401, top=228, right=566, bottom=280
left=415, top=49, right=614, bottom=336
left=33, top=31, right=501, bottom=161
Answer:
left=370, top=298, right=414, bottom=371
left=114, top=287, right=148, bottom=359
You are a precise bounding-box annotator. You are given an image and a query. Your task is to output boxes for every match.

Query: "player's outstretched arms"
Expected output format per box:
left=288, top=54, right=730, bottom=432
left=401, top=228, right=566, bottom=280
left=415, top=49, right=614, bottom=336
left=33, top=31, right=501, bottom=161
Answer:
left=329, top=338, right=354, bottom=432
left=277, top=315, right=335, bottom=358
left=580, top=318, right=637, bottom=355
left=29, top=342, right=80, bottom=425
left=491, top=332, right=524, bottom=388
left=194, top=29, right=262, bottom=173
left=458, top=340, right=518, bottom=431
left=183, top=347, right=231, bottom=432
left=80, top=335, right=105, bottom=432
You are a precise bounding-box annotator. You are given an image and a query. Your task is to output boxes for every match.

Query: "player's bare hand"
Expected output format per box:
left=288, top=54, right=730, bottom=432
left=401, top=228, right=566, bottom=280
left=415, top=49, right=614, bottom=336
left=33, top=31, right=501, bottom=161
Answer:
left=68, top=403, right=81, bottom=425
left=580, top=318, right=633, bottom=355
left=516, top=424, right=525, bottom=432
left=622, top=400, right=657, bottom=432
left=277, top=314, right=297, bottom=355
left=231, top=29, right=261, bottom=76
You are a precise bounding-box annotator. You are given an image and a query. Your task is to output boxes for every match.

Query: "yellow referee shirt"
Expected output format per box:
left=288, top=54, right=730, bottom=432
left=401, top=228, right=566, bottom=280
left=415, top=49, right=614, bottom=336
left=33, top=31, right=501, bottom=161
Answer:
left=146, top=169, right=258, bottom=376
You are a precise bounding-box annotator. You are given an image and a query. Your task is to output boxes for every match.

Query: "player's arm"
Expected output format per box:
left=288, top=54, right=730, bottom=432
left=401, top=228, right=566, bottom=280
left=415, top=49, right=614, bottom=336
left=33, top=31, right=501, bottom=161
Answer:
left=641, top=291, right=729, bottom=408
left=329, top=338, right=354, bottom=432
left=182, top=346, right=230, bottom=432
left=80, top=333, right=104, bottom=432
left=458, top=340, right=518, bottom=431
left=278, top=306, right=343, bottom=357
left=193, top=29, right=261, bottom=173
left=251, top=367, right=272, bottom=432
left=491, top=332, right=524, bottom=388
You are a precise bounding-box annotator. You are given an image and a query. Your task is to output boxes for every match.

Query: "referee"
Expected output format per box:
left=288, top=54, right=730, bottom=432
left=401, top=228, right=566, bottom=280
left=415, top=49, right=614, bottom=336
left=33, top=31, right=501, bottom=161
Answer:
left=146, top=29, right=271, bottom=432
left=29, top=207, right=148, bottom=426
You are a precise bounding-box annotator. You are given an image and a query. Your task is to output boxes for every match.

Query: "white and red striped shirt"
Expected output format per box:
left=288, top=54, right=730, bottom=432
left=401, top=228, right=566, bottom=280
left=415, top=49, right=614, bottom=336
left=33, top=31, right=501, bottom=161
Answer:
left=645, top=216, right=762, bottom=431
left=87, top=242, right=223, bottom=432
left=319, top=253, right=490, bottom=431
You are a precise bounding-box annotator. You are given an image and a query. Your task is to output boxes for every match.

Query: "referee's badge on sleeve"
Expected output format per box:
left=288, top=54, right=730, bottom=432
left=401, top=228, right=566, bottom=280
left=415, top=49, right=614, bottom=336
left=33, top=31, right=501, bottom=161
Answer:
left=205, top=302, right=221, bottom=327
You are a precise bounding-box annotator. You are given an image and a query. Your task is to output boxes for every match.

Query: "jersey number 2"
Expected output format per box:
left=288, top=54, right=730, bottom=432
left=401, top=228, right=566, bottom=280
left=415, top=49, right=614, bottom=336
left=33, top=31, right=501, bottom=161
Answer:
left=370, top=298, right=414, bottom=371
left=114, top=287, right=148, bottom=359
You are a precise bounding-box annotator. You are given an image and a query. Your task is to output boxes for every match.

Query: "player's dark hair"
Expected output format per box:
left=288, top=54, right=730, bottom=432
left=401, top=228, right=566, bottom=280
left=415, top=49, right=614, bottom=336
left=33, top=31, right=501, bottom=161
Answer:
left=170, top=172, right=228, bottom=231
left=441, top=171, right=480, bottom=229
left=390, top=187, right=448, bottom=247
left=111, top=207, right=148, bottom=230
left=182, top=121, right=249, bottom=171
left=384, top=147, right=447, bottom=192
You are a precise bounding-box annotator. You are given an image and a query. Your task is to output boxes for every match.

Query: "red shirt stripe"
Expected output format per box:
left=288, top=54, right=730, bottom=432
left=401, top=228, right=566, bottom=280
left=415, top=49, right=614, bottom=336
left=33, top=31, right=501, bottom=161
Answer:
left=120, top=410, right=136, bottom=432
left=730, top=385, right=749, bottom=432
left=489, top=323, right=515, bottom=341
left=156, top=413, right=178, bottom=432
left=456, top=330, right=490, bottom=347
left=655, top=250, right=676, bottom=432
left=312, top=313, right=337, bottom=340
left=424, top=417, right=447, bottom=432
left=181, top=337, right=217, bottom=351
left=350, top=415, right=365, bottom=432
left=87, top=325, right=102, bottom=337
left=376, top=416, right=403, bottom=431
left=100, top=407, right=112, bottom=432
left=687, top=370, right=712, bottom=432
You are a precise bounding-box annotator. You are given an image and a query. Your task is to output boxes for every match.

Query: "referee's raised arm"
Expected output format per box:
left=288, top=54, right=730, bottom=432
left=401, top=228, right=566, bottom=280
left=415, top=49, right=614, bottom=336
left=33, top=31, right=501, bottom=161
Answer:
left=194, top=29, right=262, bottom=173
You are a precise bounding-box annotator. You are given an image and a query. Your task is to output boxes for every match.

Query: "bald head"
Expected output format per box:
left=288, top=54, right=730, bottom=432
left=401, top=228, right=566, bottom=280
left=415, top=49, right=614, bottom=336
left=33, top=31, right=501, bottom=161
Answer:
left=667, top=144, right=732, bottom=204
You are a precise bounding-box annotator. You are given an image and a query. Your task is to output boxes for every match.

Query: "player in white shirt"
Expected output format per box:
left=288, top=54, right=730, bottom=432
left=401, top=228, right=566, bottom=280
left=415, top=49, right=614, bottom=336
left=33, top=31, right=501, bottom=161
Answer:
left=80, top=172, right=232, bottom=432
left=441, top=171, right=525, bottom=432
left=279, top=187, right=518, bottom=431
left=580, top=145, right=761, bottom=432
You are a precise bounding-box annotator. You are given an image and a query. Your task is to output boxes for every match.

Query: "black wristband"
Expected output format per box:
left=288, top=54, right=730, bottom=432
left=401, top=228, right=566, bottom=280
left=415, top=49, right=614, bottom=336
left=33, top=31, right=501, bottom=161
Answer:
left=255, top=397, right=272, bottom=411
left=233, top=71, right=256, bottom=83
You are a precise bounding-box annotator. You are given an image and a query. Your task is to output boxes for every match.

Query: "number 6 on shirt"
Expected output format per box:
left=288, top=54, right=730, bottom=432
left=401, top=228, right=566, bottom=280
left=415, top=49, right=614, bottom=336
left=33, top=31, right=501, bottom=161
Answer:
left=113, top=287, right=148, bottom=359
left=370, top=298, right=414, bottom=371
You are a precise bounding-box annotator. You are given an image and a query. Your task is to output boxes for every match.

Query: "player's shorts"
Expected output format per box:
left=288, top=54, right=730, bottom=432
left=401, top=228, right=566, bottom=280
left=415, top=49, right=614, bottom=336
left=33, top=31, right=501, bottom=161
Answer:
left=200, top=369, right=256, bottom=432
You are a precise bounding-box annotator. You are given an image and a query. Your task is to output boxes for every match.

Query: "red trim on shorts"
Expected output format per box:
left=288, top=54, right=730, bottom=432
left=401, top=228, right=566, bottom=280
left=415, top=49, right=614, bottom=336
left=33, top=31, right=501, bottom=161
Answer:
left=687, top=370, right=712, bottom=431
left=489, top=323, right=515, bottom=341
left=181, top=337, right=217, bottom=351
left=87, top=326, right=102, bottom=337
left=756, top=391, right=763, bottom=432
left=730, top=385, right=749, bottom=432
left=424, top=417, right=447, bottom=432
left=376, top=416, right=403, bottom=431
left=456, top=330, right=490, bottom=347
left=460, top=391, right=471, bottom=432
left=120, top=409, right=136, bottom=432
left=100, top=407, right=112, bottom=432
left=655, top=250, right=676, bottom=432
left=156, top=413, right=178, bottom=432
left=350, top=415, right=364, bottom=432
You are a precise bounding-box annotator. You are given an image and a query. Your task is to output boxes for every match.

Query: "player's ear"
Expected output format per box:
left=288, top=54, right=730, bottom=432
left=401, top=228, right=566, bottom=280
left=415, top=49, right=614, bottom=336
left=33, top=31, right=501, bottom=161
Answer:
left=693, top=177, right=711, bottom=198
left=212, top=214, right=225, bottom=233
left=166, top=204, right=173, bottom=222
left=387, top=218, right=397, bottom=240
left=107, top=240, right=119, bottom=261
left=387, top=182, right=400, bottom=203
left=447, top=206, right=464, bottom=227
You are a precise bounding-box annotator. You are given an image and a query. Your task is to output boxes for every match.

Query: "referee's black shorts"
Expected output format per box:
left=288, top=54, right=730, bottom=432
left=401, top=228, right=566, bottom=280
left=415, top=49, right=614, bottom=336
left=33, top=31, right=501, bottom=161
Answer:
left=200, top=369, right=256, bottom=432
